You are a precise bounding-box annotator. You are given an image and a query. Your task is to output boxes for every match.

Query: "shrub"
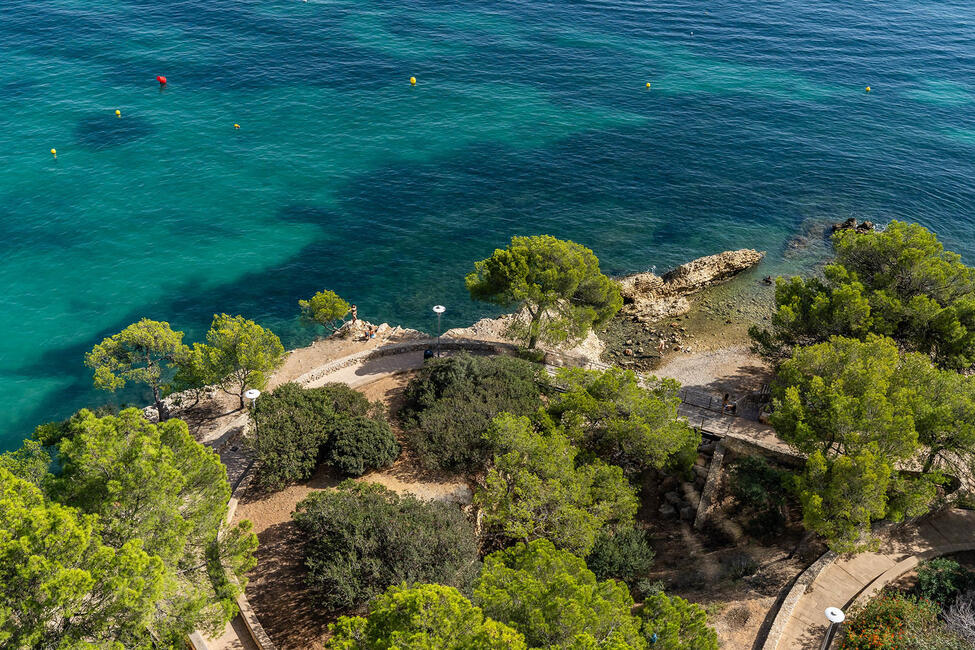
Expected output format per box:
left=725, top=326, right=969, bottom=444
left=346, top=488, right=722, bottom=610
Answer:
left=292, top=481, right=479, bottom=612
left=327, top=416, right=399, bottom=477
left=915, top=558, right=975, bottom=609
left=401, top=354, right=543, bottom=471
left=944, top=590, right=975, bottom=644
left=840, top=593, right=942, bottom=649
left=723, top=552, right=759, bottom=581
left=585, top=527, right=655, bottom=587
left=250, top=383, right=377, bottom=490
left=728, top=456, right=790, bottom=537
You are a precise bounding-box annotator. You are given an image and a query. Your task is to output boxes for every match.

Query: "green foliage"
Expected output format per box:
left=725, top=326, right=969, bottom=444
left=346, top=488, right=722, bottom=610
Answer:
left=638, top=592, right=719, bottom=650
left=327, top=416, right=400, bottom=477
left=839, top=592, right=968, bottom=649
left=401, top=354, right=543, bottom=472
left=585, top=527, right=655, bottom=588
left=549, top=367, right=700, bottom=475
left=300, top=290, right=351, bottom=333
left=728, top=456, right=790, bottom=537
left=292, top=482, right=479, bottom=612
left=915, top=558, right=975, bottom=609
left=771, top=336, right=945, bottom=551
left=250, top=383, right=388, bottom=489
left=474, top=538, right=645, bottom=649
left=465, top=235, right=622, bottom=349
left=49, top=408, right=257, bottom=640
left=0, top=439, right=51, bottom=485
left=327, top=583, right=527, bottom=649
left=476, top=414, right=639, bottom=556
left=250, top=383, right=338, bottom=489
left=0, top=467, right=164, bottom=649
left=192, top=313, right=286, bottom=407
left=752, top=221, right=975, bottom=370
left=85, top=318, right=187, bottom=417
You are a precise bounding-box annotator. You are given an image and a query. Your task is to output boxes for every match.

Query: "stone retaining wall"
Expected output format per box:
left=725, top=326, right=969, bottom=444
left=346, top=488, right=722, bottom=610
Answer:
left=761, top=550, right=838, bottom=650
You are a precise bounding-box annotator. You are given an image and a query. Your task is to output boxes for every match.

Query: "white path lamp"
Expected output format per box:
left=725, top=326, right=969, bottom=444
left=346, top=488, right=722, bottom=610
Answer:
left=244, top=389, right=261, bottom=408
left=820, top=607, right=845, bottom=650
left=432, top=305, right=446, bottom=357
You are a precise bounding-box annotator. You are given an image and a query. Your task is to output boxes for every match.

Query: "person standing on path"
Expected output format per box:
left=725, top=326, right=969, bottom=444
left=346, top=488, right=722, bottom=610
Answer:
left=350, top=304, right=358, bottom=324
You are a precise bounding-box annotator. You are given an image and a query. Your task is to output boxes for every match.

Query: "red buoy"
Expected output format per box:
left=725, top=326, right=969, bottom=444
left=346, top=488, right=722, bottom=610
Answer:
left=156, top=75, right=167, bottom=85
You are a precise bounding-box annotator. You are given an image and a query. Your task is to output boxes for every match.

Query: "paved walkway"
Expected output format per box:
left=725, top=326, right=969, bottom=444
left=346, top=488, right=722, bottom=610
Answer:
left=769, top=508, right=975, bottom=649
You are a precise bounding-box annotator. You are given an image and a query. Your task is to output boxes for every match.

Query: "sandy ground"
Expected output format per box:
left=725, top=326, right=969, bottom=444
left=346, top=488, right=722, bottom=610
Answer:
left=234, top=372, right=471, bottom=650
left=654, top=344, right=772, bottom=396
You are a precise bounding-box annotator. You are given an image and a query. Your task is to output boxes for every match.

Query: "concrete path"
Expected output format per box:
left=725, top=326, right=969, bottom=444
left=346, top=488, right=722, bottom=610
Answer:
left=769, top=509, right=975, bottom=649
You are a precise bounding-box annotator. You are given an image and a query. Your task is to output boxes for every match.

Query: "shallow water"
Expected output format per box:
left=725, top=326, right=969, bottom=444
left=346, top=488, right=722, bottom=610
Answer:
left=1, top=0, right=973, bottom=448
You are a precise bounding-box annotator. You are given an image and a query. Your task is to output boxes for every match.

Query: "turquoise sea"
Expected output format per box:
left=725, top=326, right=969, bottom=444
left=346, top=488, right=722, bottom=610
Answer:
left=1, top=0, right=974, bottom=450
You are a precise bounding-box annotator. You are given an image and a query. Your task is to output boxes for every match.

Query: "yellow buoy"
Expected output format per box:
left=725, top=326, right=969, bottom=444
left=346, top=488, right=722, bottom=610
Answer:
left=234, top=123, right=240, bottom=129
left=646, top=82, right=651, bottom=89
left=50, top=148, right=57, bottom=157
left=115, top=109, right=121, bottom=117
left=410, top=76, right=416, bottom=85
left=865, top=86, right=871, bottom=92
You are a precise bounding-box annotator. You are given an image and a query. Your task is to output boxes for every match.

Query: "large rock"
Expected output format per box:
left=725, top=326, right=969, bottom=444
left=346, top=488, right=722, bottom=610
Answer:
left=617, top=249, right=765, bottom=322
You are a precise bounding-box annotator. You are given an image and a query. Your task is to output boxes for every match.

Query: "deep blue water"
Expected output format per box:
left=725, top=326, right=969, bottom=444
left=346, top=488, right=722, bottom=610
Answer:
left=1, top=0, right=974, bottom=450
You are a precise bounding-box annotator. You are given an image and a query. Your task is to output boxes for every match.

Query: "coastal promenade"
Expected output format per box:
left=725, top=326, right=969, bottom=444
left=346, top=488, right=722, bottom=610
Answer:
left=764, top=508, right=975, bottom=649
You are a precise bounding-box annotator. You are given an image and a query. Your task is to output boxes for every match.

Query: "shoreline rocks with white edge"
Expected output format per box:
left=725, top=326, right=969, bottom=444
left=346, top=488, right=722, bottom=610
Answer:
left=444, top=312, right=606, bottom=366
left=617, top=249, right=765, bottom=322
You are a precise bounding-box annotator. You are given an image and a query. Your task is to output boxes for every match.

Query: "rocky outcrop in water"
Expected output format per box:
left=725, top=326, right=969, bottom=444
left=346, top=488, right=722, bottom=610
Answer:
left=617, top=249, right=765, bottom=321
left=831, top=217, right=874, bottom=233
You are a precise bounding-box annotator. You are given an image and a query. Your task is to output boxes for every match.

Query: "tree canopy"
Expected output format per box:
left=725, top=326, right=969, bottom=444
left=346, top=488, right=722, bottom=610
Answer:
left=474, top=538, right=645, bottom=649
left=85, top=318, right=186, bottom=419
left=0, top=466, right=164, bottom=649
left=751, top=221, right=975, bottom=370
left=300, top=290, right=351, bottom=333
left=475, top=414, right=638, bottom=556
left=549, top=367, right=699, bottom=475
left=0, top=409, right=256, bottom=646
left=293, top=482, right=479, bottom=613
left=637, top=592, right=718, bottom=650
left=327, top=584, right=527, bottom=650
left=194, top=313, right=285, bottom=407
left=465, top=235, right=622, bottom=349
left=401, top=354, right=544, bottom=471
left=771, top=336, right=946, bottom=551
left=48, top=408, right=257, bottom=640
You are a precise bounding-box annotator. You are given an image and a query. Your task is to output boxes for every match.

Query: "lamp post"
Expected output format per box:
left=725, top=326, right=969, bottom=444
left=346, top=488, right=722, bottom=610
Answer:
left=432, top=305, right=446, bottom=357
left=244, top=389, right=261, bottom=408
left=820, top=607, right=845, bottom=650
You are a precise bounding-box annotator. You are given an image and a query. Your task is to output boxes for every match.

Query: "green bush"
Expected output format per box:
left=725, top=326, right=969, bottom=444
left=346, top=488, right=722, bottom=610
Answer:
left=250, top=383, right=379, bottom=490
left=915, top=558, right=975, bottom=609
left=401, top=354, right=543, bottom=471
left=728, top=456, right=790, bottom=537
left=585, top=527, right=655, bottom=588
left=327, top=416, right=400, bottom=477
left=292, top=481, right=479, bottom=613
left=840, top=593, right=949, bottom=649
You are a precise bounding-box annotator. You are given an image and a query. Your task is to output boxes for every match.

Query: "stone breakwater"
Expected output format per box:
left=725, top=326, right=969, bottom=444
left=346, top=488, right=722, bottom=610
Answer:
left=617, top=249, right=766, bottom=322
